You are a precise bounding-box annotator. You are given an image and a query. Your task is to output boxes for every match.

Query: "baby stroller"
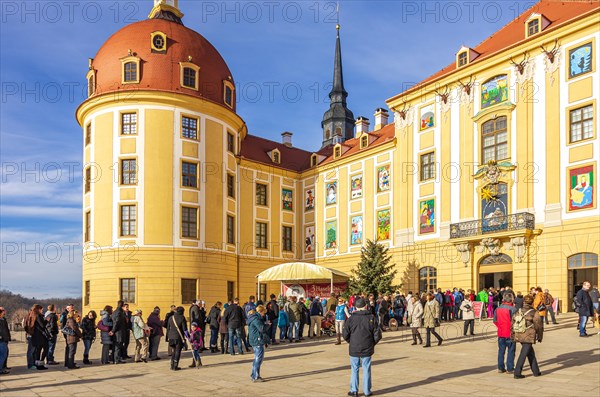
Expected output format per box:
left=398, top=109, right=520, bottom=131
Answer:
left=321, top=310, right=336, bottom=337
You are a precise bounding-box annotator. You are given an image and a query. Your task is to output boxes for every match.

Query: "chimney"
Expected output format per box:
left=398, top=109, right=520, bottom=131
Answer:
left=281, top=131, right=293, bottom=148
left=355, top=116, right=370, bottom=137
left=374, top=108, right=389, bottom=130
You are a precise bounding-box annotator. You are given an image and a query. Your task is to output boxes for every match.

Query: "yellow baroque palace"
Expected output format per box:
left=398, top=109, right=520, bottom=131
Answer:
left=77, top=0, right=599, bottom=315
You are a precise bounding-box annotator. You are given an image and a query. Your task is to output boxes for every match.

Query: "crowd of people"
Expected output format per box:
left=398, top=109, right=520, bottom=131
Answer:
left=0, top=282, right=598, bottom=394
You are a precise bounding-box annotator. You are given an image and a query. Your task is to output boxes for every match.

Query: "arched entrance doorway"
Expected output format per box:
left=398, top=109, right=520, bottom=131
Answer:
left=479, top=254, right=513, bottom=289
left=568, top=253, right=598, bottom=309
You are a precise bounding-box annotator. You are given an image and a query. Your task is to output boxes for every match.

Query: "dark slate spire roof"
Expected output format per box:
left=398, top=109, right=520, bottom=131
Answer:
left=321, top=25, right=355, bottom=148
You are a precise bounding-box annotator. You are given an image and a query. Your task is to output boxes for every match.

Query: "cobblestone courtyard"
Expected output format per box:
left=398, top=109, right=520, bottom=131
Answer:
left=1, top=313, right=598, bottom=396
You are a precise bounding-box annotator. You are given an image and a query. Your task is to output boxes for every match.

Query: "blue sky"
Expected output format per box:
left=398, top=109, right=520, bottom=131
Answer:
left=0, top=0, right=533, bottom=297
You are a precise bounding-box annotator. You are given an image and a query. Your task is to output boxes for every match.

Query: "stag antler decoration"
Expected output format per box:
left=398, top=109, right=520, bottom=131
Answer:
left=434, top=85, right=451, bottom=104
left=509, top=53, right=529, bottom=75
left=457, top=75, right=474, bottom=96
left=540, top=39, right=560, bottom=64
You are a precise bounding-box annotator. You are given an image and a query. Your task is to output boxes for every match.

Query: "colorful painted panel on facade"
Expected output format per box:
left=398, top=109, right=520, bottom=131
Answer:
left=569, top=42, right=593, bottom=79
left=481, top=183, right=508, bottom=232
left=282, top=189, right=293, bottom=211
left=377, top=165, right=391, bottom=192
left=569, top=164, right=595, bottom=211
left=305, top=226, right=315, bottom=252
left=376, top=209, right=391, bottom=241
left=419, top=199, right=435, bottom=234
left=419, top=104, right=435, bottom=131
left=305, top=189, right=314, bottom=211
left=350, top=215, right=363, bottom=245
left=326, top=181, right=337, bottom=205
left=325, top=221, right=337, bottom=249
left=481, top=75, right=508, bottom=109
left=351, top=175, right=362, bottom=199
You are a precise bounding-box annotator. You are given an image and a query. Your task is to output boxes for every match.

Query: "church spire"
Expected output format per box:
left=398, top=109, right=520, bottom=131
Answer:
left=321, top=18, right=355, bottom=148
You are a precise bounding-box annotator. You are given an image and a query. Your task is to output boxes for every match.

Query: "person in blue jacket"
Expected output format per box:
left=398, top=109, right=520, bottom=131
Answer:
left=247, top=305, right=269, bottom=382
left=277, top=307, right=289, bottom=343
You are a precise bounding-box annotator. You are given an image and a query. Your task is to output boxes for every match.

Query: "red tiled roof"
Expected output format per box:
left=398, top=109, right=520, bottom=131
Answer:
left=389, top=0, right=599, bottom=101
left=239, top=134, right=314, bottom=172
left=319, top=123, right=396, bottom=165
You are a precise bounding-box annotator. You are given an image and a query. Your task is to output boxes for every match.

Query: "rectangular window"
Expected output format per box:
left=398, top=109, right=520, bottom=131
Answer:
left=182, top=116, right=198, bottom=140
left=181, top=279, right=197, bottom=304
left=227, top=132, right=235, bottom=153
left=256, top=183, right=267, bottom=206
left=420, top=152, right=435, bottom=181
left=121, top=113, right=137, bottom=135
left=256, top=222, right=267, bottom=249
left=84, top=280, right=90, bottom=306
left=282, top=226, right=293, bottom=252
left=227, top=215, right=235, bottom=244
left=124, top=62, right=137, bottom=82
left=458, top=52, right=468, bottom=67
left=85, top=211, right=91, bottom=242
left=85, top=167, right=91, bottom=194
left=227, top=174, right=235, bottom=198
left=225, top=86, right=233, bottom=107
left=570, top=104, right=594, bottom=143
left=181, top=207, right=198, bottom=238
left=85, top=123, right=91, bottom=146
left=528, top=19, right=539, bottom=36
left=182, top=162, right=198, bottom=188
left=121, top=159, right=137, bottom=185
left=120, top=205, right=136, bottom=236
left=256, top=284, right=267, bottom=302
left=120, top=278, right=135, bottom=303
left=183, top=67, right=196, bottom=88
left=227, top=281, right=235, bottom=302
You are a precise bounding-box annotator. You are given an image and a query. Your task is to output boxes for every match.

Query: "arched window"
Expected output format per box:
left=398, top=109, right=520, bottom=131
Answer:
left=480, top=253, right=513, bottom=265
left=419, top=266, right=437, bottom=292
left=124, top=62, right=138, bottom=82
left=481, top=116, right=508, bottom=163
left=568, top=253, right=598, bottom=269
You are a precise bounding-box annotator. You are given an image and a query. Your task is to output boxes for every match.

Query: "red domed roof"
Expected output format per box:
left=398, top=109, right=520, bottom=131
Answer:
left=91, top=17, right=235, bottom=110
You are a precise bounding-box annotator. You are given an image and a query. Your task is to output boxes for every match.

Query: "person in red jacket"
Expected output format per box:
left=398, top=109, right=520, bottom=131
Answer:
left=442, top=290, right=454, bottom=321
left=493, top=292, right=518, bottom=373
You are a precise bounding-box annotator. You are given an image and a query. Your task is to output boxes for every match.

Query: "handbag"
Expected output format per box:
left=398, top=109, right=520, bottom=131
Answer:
left=172, top=316, right=188, bottom=351
left=536, top=303, right=547, bottom=312
left=434, top=318, right=440, bottom=327
left=62, top=326, right=75, bottom=336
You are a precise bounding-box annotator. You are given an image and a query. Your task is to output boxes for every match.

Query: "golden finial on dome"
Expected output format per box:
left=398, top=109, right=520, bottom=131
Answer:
left=88, top=58, right=93, bottom=70
left=128, top=49, right=133, bottom=56
left=188, top=55, right=193, bottom=62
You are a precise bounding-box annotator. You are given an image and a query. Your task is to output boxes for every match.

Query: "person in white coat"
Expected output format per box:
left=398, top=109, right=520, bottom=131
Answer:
left=408, top=296, right=423, bottom=345
left=460, top=295, right=476, bottom=336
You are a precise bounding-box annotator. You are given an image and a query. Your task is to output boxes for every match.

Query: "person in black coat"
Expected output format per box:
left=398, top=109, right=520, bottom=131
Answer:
left=189, top=300, right=201, bottom=330
left=207, top=302, right=222, bottom=353
left=166, top=306, right=187, bottom=370
left=164, top=305, right=176, bottom=356
left=110, top=301, right=127, bottom=363
left=223, top=298, right=245, bottom=355
left=0, top=307, right=11, bottom=375
left=199, top=302, right=208, bottom=350
left=122, top=303, right=132, bottom=359
left=575, top=281, right=594, bottom=337
left=343, top=298, right=382, bottom=397
left=97, top=306, right=114, bottom=364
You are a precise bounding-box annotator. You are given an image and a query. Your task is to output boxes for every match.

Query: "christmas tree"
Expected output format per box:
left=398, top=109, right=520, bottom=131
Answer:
left=349, top=239, right=397, bottom=297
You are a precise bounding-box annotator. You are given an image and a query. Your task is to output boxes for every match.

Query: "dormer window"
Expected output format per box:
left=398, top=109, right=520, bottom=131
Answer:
left=333, top=144, right=342, bottom=159
left=311, top=154, right=318, bottom=167
left=270, top=149, right=281, bottom=164
left=150, top=31, right=167, bottom=54
left=455, top=46, right=479, bottom=68
left=180, top=62, right=200, bottom=91
left=527, top=19, right=539, bottom=36
left=360, top=134, right=369, bottom=149
left=223, top=80, right=234, bottom=108
left=86, top=70, right=96, bottom=97
left=121, top=56, right=140, bottom=84
left=525, top=13, right=549, bottom=38
left=458, top=51, right=468, bottom=67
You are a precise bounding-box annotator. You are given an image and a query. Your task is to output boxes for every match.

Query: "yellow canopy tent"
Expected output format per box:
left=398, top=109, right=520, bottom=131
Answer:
left=256, top=262, right=350, bottom=297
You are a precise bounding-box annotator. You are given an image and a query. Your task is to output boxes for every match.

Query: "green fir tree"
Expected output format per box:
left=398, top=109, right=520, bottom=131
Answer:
left=349, top=239, right=397, bottom=297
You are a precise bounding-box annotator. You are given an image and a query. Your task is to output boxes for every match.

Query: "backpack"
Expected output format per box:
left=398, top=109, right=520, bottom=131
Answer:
left=393, top=296, right=404, bottom=309
left=512, top=309, right=533, bottom=334
left=444, top=295, right=451, bottom=304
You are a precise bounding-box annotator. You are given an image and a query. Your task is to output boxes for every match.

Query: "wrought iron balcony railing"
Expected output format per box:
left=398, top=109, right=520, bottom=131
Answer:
left=449, top=212, right=535, bottom=239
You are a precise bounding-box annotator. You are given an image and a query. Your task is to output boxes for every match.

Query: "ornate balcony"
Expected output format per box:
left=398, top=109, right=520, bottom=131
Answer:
left=450, top=212, right=535, bottom=239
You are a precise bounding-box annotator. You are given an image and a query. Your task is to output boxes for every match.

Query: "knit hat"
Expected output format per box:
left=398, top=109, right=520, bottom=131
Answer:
left=354, top=298, right=366, bottom=309
left=191, top=322, right=198, bottom=327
